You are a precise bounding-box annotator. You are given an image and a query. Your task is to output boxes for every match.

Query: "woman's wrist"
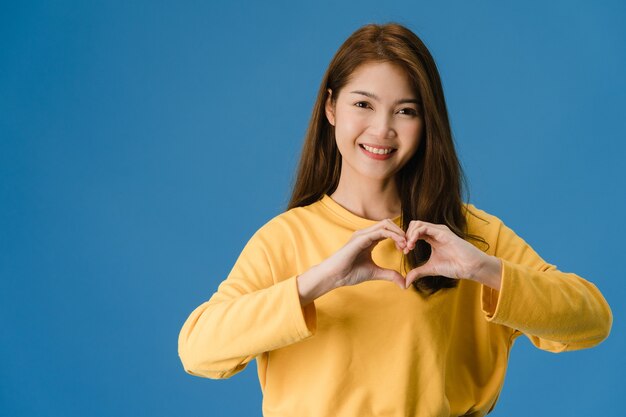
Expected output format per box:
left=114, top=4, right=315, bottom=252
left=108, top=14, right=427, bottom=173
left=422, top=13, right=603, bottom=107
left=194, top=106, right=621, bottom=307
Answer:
left=470, top=255, right=503, bottom=291
left=296, top=263, right=339, bottom=307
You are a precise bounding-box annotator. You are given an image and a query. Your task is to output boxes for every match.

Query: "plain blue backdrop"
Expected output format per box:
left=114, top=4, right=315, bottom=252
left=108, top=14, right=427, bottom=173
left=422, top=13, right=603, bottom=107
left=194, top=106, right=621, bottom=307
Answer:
left=1, top=1, right=624, bottom=416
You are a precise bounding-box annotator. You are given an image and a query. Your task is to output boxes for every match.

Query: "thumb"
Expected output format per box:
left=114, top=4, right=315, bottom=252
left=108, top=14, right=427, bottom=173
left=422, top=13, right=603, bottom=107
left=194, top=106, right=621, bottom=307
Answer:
left=373, top=267, right=406, bottom=290
left=404, top=265, right=433, bottom=289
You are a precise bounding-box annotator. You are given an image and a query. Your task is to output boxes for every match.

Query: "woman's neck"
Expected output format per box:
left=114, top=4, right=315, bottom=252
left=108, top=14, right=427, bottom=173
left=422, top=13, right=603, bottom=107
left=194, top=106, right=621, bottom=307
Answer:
left=330, top=178, right=401, bottom=221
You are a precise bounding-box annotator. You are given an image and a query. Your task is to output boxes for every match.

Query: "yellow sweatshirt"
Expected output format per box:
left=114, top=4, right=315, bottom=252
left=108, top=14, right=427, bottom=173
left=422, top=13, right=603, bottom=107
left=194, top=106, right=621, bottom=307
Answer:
left=178, top=194, right=612, bottom=417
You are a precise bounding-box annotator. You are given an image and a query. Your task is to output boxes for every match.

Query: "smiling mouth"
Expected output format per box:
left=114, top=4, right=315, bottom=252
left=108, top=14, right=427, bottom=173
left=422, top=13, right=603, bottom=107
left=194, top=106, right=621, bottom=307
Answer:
left=359, top=144, right=397, bottom=155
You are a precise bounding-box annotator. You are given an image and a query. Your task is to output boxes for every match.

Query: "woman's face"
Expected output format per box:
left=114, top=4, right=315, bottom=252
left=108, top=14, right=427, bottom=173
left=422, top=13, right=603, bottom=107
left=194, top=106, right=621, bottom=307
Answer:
left=325, top=61, right=423, bottom=184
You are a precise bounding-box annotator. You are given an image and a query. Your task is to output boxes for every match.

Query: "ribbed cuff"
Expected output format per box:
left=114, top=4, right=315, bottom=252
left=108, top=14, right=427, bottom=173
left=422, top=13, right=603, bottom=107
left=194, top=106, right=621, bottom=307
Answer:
left=481, top=257, right=509, bottom=321
left=285, top=275, right=317, bottom=339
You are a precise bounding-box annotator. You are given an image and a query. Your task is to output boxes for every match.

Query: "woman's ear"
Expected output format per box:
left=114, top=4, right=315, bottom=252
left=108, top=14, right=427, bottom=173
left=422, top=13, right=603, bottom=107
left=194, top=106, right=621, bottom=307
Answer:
left=325, top=88, right=335, bottom=126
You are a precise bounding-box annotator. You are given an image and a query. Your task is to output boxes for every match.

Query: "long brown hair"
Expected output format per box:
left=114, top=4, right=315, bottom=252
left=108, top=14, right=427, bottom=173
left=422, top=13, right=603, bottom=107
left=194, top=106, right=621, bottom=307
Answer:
left=287, top=22, right=489, bottom=295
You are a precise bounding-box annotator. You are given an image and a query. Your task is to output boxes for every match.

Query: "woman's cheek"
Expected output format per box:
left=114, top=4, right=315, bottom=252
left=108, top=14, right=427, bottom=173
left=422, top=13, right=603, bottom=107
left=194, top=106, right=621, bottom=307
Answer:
left=402, top=123, right=423, bottom=147
left=337, top=123, right=360, bottom=144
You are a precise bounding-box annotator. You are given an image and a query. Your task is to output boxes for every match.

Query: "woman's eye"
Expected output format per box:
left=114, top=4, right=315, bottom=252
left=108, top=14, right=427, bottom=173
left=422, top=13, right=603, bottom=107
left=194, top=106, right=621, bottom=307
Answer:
left=398, top=108, right=418, bottom=116
left=355, top=101, right=370, bottom=109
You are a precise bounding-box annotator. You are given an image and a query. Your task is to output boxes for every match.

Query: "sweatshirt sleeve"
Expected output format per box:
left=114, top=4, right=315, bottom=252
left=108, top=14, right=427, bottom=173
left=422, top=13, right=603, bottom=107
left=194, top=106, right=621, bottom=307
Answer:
left=477, top=211, right=612, bottom=353
left=177, top=219, right=317, bottom=379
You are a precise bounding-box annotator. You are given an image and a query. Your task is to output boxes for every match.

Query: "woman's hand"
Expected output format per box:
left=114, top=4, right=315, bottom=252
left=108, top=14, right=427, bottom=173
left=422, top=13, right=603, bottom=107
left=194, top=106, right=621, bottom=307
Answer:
left=315, top=218, right=501, bottom=293
left=320, top=219, right=408, bottom=290
left=402, top=220, right=501, bottom=289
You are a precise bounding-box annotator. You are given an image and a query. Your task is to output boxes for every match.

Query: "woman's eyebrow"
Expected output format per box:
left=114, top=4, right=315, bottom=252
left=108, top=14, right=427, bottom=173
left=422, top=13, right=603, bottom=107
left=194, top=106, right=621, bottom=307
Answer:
left=349, top=90, right=419, bottom=105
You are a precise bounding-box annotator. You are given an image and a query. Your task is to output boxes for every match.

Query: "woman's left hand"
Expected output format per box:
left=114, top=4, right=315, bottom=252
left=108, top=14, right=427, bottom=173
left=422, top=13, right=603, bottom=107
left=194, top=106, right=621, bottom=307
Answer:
left=403, top=220, right=502, bottom=290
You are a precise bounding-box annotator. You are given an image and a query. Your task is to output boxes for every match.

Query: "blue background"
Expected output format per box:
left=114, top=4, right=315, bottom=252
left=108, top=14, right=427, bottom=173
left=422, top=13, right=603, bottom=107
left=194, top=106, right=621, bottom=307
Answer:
left=1, top=1, right=624, bottom=416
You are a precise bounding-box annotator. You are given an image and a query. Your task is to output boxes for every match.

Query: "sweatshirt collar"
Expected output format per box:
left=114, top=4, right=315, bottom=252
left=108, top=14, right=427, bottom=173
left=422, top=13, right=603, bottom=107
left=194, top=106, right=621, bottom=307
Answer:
left=319, top=194, right=403, bottom=229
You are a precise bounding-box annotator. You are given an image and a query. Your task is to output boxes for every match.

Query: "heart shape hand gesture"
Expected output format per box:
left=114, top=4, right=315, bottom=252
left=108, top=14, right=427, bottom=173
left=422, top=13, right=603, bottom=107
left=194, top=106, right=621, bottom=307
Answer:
left=320, top=218, right=497, bottom=291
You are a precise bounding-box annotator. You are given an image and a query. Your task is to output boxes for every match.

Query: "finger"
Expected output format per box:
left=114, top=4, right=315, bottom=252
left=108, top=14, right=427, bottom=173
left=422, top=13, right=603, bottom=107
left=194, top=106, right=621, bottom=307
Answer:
left=407, top=220, right=450, bottom=236
left=405, top=221, right=425, bottom=248
left=404, top=265, right=432, bottom=289
left=357, top=218, right=407, bottom=243
left=358, top=228, right=406, bottom=250
left=406, top=224, right=440, bottom=249
left=374, top=267, right=406, bottom=290
left=371, top=219, right=407, bottom=250
left=408, top=219, right=448, bottom=230
left=404, top=223, right=419, bottom=253
left=382, top=222, right=407, bottom=250
left=404, top=226, right=423, bottom=253
left=381, top=218, right=407, bottom=240
left=359, top=218, right=402, bottom=235
left=379, top=229, right=407, bottom=248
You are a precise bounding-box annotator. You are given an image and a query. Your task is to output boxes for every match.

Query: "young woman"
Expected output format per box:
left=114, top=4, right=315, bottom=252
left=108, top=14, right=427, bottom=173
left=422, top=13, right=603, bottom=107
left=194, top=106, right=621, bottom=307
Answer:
left=178, top=23, right=612, bottom=417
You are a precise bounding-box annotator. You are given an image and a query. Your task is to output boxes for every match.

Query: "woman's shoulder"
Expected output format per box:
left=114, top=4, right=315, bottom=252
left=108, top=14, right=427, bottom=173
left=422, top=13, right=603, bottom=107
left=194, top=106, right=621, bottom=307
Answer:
left=461, top=202, right=506, bottom=242
left=463, top=202, right=500, bottom=224
left=250, top=198, right=327, bottom=241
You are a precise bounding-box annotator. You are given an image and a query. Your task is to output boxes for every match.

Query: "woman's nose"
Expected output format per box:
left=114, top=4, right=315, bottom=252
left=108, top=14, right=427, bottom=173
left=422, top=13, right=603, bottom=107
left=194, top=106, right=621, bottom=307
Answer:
left=370, top=112, right=396, bottom=139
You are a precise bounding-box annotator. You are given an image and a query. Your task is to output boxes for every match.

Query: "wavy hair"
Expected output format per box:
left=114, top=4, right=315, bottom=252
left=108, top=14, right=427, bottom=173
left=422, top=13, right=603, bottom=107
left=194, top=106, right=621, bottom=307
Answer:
left=287, top=22, right=489, bottom=295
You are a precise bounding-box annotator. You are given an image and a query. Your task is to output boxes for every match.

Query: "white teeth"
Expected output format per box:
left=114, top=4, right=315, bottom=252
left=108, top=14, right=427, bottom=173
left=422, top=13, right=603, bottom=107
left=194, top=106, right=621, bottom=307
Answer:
left=363, top=144, right=394, bottom=155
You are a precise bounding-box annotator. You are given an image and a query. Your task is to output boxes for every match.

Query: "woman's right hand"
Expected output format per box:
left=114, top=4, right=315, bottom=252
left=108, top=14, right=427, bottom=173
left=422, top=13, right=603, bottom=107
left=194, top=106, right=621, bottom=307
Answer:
left=320, top=219, right=408, bottom=290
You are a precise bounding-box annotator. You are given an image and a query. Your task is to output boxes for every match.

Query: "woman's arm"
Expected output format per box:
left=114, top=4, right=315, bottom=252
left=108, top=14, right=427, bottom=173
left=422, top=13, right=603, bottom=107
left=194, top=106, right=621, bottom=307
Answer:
left=296, top=263, right=338, bottom=307
left=178, top=213, right=410, bottom=378
left=177, top=221, right=317, bottom=379
left=477, top=212, right=613, bottom=352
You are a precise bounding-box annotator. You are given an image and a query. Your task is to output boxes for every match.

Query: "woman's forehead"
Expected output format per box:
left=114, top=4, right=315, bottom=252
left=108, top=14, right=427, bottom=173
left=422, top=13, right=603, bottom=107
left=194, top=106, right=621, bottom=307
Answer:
left=341, top=62, right=416, bottom=99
